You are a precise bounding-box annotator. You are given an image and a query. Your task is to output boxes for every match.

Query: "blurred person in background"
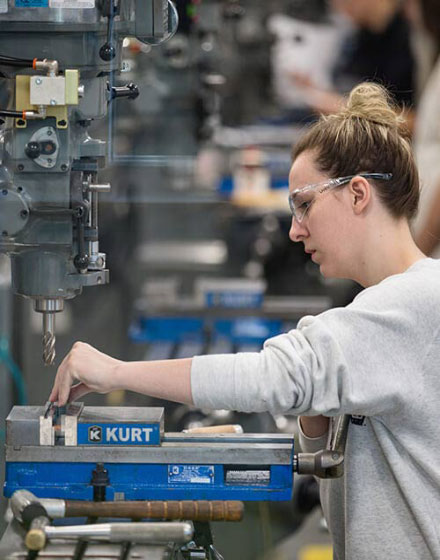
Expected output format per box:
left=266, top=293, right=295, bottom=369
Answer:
left=408, top=0, right=440, bottom=256
left=293, top=0, right=415, bottom=113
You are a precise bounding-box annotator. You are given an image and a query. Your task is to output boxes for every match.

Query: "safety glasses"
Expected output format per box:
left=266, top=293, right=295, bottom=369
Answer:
left=288, top=173, right=393, bottom=223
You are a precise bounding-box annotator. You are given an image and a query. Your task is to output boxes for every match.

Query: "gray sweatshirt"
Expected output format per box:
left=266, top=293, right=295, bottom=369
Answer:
left=191, top=258, right=440, bottom=559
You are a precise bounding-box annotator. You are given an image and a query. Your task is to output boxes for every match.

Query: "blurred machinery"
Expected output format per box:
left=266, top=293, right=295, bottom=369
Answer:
left=0, top=0, right=178, bottom=365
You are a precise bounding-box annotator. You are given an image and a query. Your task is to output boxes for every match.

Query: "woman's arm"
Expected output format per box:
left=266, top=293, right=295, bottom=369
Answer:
left=415, top=180, right=440, bottom=255
left=299, top=416, right=330, bottom=438
left=49, top=342, right=193, bottom=406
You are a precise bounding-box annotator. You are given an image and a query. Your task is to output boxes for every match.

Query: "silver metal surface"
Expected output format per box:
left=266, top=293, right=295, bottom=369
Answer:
left=6, top=440, right=293, bottom=465
left=62, top=414, right=78, bottom=447
left=78, top=406, right=164, bottom=430
left=136, top=240, right=228, bottom=267
left=225, top=470, right=270, bottom=485
left=6, top=406, right=43, bottom=446
left=39, top=416, right=54, bottom=446
left=44, top=521, right=194, bottom=544
left=34, top=298, right=64, bottom=313
left=39, top=498, right=65, bottom=519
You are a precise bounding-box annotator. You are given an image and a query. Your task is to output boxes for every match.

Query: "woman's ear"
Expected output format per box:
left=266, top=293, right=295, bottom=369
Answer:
left=348, top=176, right=371, bottom=214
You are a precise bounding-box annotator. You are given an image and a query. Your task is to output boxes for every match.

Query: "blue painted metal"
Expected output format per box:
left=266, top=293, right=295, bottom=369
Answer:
left=129, top=317, right=204, bottom=343
left=4, top=462, right=293, bottom=501
left=129, top=316, right=286, bottom=346
left=204, top=291, right=263, bottom=309
left=16, top=0, right=49, bottom=6
left=77, top=423, right=161, bottom=446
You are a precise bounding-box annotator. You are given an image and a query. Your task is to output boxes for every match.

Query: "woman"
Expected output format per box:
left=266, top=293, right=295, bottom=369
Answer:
left=50, top=83, right=440, bottom=559
left=293, top=0, right=415, bottom=114
left=410, top=0, right=440, bottom=256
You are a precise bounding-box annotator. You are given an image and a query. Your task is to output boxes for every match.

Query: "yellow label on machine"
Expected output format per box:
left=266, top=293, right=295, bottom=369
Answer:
left=299, top=544, right=333, bottom=560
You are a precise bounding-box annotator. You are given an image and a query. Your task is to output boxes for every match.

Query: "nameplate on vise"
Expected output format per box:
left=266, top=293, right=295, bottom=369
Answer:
left=77, top=423, right=161, bottom=445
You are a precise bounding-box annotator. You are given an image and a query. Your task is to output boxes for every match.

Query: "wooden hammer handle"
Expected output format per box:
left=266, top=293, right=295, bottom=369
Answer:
left=64, top=500, right=244, bottom=522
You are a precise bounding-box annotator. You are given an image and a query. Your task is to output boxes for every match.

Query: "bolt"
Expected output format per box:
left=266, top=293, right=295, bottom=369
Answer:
left=20, top=210, right=28, bottom=219
left=47, top=158, right=52, bottom=164
left=61, top=164, right=68, bottom=171
left=332, top=453, right=339, bottom=460
left=50, top=99, right=56, bottom=106
left=17, top=164, right=24, bottom=171
left=46, top=129, right=52, bottom=136
left=35, top=78, right=42, bottom=85
left=96, top=257, right=104, bottom=268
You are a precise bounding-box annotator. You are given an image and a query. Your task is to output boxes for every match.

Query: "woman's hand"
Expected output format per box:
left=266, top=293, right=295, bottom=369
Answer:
left=290, top=72, right=345, bottom=115
left=49, top=342, right=123, bottom=406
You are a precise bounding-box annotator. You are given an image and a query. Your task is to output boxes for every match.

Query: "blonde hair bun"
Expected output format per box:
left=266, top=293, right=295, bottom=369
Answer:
left=343, top=82, right=407, bottom=133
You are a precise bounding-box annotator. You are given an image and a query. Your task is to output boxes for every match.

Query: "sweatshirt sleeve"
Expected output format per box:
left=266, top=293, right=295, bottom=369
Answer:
left=191, top=281, right=423, bottom=417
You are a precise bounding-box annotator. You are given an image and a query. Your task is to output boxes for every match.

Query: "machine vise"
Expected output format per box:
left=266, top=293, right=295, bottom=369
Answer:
left=4, top=404, right=295, bottom=502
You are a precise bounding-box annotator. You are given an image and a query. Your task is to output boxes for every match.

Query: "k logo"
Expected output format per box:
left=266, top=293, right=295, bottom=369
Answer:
left=88, top=425, right=102, bottom=442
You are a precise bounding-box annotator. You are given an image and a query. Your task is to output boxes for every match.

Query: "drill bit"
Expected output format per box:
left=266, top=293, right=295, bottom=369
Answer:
left=42, top=312, right=56, bottom=366
left=35, top=298, right=63, bottom=366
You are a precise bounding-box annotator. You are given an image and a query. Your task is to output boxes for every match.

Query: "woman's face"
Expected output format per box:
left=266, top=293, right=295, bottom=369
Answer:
left=288, top=150, right=355, bottom=279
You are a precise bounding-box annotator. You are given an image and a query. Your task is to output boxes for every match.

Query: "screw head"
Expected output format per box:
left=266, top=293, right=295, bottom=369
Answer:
left=1, top=189, right=7, bottom=196
left=20, top=210, right=28, bottom=219
left=17, top=164, right=24, bottom=171
left=50, top=99, right=56, bottom=106
left=61, top=164, right=68, bottom=171
left=46, top=129, right=52, bottom=136
left=35, top=78, right=42, bottom=85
